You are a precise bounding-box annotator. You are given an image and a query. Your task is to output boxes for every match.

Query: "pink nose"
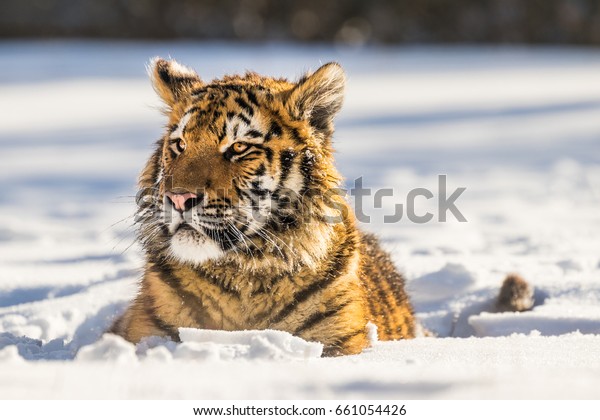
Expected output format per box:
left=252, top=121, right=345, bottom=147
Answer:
left=165, top=191, right=198, bottom=212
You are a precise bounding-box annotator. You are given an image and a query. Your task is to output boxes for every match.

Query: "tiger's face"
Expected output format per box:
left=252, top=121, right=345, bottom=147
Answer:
left=137, top=58, right=346, bottom=266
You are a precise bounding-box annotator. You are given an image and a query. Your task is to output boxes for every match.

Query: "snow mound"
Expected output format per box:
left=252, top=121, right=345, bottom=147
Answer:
left=72, top=329, right=323, bottom=362
left=76, top=334, right=138, bottom=363
left=175, top=328, right=323, bottom=361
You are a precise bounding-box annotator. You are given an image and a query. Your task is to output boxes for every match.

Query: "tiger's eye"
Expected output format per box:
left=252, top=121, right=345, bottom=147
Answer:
left=232, top=142, right=249, bottom=154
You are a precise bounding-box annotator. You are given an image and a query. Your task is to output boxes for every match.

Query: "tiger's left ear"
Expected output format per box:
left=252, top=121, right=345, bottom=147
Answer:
left=149, top=57, right=202, bottom=107
left=286, top=62, right=346, bottom=137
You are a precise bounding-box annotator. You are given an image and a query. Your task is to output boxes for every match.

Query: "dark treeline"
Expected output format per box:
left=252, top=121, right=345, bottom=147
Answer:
left=1, top=0, right=599, bottom=45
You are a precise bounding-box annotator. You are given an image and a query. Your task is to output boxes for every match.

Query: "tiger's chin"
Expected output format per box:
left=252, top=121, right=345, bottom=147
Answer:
left=169, top=227, right=224, bottom=266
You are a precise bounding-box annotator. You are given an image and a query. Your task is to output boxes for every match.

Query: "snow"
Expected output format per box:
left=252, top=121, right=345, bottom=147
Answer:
left=1, top=41, right=600, bottom=399
left=76, top=329, right=323, bottom=365
left=71, top=329, right=324, bottom=363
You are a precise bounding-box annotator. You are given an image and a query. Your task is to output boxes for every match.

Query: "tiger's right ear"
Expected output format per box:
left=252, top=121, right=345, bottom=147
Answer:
left=149, top=57, right=202, bottom=107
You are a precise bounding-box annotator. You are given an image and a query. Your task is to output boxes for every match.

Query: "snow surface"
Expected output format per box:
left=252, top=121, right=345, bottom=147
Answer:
left=1, top=41, right=600, bottom=399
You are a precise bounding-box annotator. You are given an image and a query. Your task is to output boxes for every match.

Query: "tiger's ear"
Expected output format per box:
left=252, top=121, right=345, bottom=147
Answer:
left=149, top=57, right=202, bottom=107
left=286, top=62, right=346, bottom=136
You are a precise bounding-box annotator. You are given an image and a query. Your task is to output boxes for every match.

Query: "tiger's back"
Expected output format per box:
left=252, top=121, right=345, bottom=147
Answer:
left=110, top=59, right=415, bottom=355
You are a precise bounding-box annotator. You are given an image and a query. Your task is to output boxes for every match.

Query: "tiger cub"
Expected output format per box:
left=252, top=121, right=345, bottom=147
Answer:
left=110, top=58, right=415, bottom=356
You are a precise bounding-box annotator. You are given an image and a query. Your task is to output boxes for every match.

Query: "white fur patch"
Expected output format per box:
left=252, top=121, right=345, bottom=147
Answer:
left=256, top=174, right=278, bottom=192
left=170, top=230, right=224, bottom=265
left=283, top=164, right=304, bottom=193
left=170, top=112, right=193, bottom=140
left=366, top=322, right=379, bottom=345
left=168, top=60, right=198, bottom=78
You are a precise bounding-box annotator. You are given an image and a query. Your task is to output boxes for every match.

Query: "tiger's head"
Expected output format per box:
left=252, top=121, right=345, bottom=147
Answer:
left=137, top=58, right=348, bottom=270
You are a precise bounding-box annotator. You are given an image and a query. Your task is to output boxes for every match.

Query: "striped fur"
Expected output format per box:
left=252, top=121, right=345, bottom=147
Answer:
left=110, top=58, right=415, bottom=356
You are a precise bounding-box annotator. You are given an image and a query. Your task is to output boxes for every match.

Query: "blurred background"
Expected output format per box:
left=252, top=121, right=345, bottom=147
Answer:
left=2, top=0, right=600, bottom=45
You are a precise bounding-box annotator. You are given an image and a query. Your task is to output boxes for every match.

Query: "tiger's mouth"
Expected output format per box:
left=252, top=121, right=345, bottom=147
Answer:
left=162, top=193, right=268, bottom=263
left=168, top=220, right=227, bottom=265
left=171, top=217, right=244, bottom=252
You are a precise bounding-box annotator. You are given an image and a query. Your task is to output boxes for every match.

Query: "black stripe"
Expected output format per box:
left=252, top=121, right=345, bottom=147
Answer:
left=237, top=113, right=251, bottom=126
left=250, top=181, right=269, bottom=198
left=364, top=287, right=381, bottom=328
left=150, top=260, right=209, bottom=329
left=200, top=292, right=239, bottom=330
left=254, top=164, right=266, bottom=177
left=185, top=106, right=201, bottom=115
left=224, top=84, right=243, bottom=93
left=156, top=64, right=173, bottom=84
left=238, top=151, right=262, bottom=161
left=384, top=272, right=410, bottom=311
left=218, top=121, right=227, bottom=141
left=269, top=122, right=282, bottom=140
left=364, top=233, right=410, bottom=311
left=322, top=328, right=366, bottom=356
left=365, top=235, right=405, bottom=337
left=377, top=287, right=393, bottom=336
left=234, top=184, right=244, bottom=197
left=294, top=300, right=352, bottom=335
left=252, top=272, right=286, bottom=294
left=247, top=129, right=263, bottom=138
left=369, top=271, right=394, bottom=338
left=141, top=293, right=180, bottom=339
left=153, top=263, right=184, bottom=294
left=289, top=127, right=303, bottom=143
left=144, top=305, right=180, bottom=340
left=235, top=97, right=254, bottom=116
left=263, top=147, right=274, bottom=163
left=235, top=184, right=258, bottom=207
left=335, top=328, right=365, bottom=346
left=359, top=254, right=384, bottom=328
left=278, top=149, right=296, bottom=185
left=196, top=266, right=242, bottom=297
left=268, top=240, right=353, bottom=325
left=299, top=150, right=315, bottom=192
left=227, top=111, right=235, bottom=120
left=191, top=87, right=207, bottom=96
left=250, top=189, right=269, bottom=199
left=246, top=90, right=259, bottom=107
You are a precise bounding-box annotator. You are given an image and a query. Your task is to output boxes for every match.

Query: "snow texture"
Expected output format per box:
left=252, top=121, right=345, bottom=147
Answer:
left=0, top=42, right=599, bottom=399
